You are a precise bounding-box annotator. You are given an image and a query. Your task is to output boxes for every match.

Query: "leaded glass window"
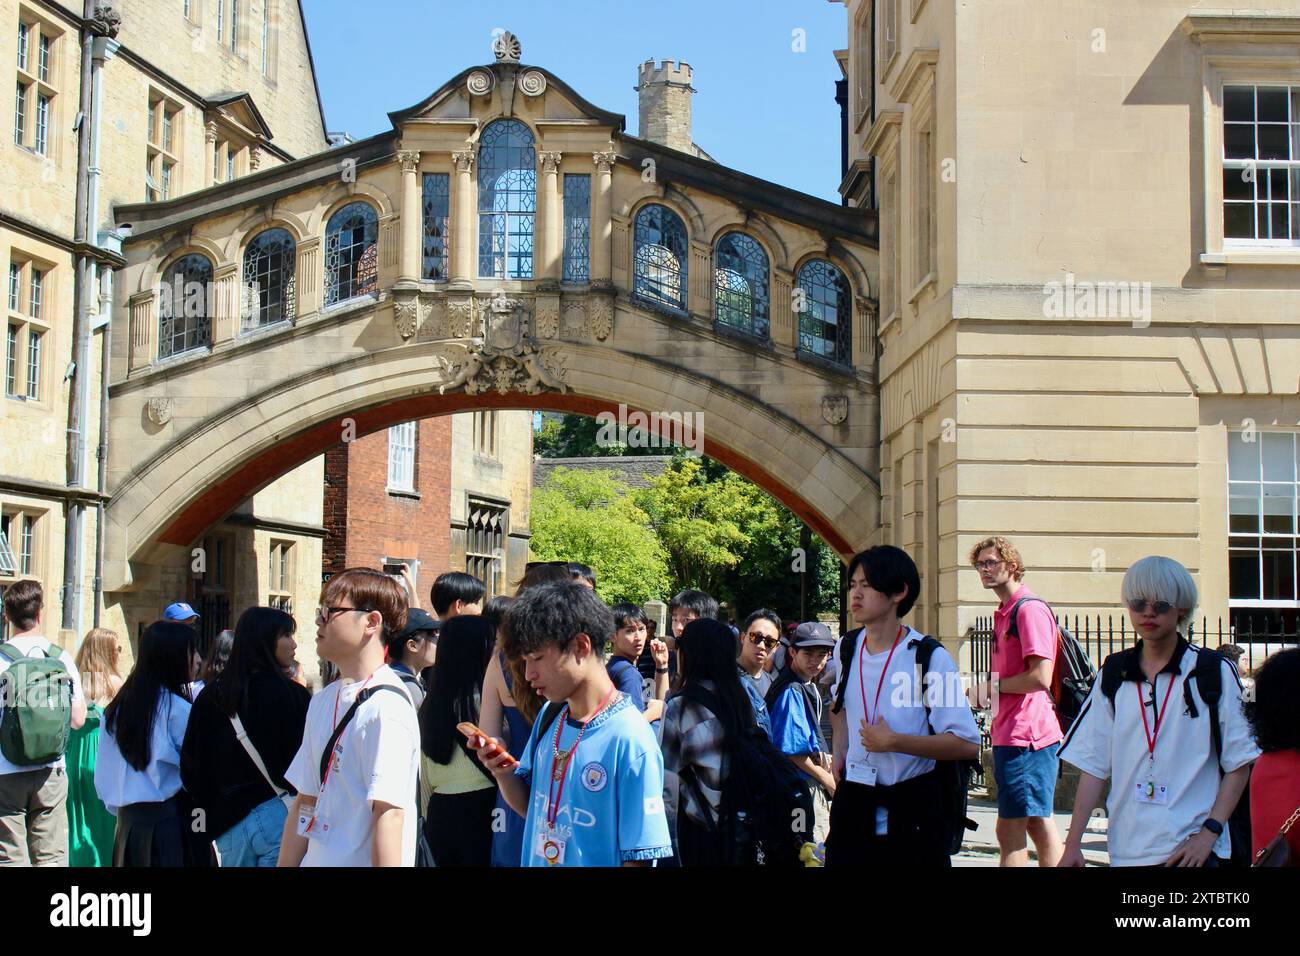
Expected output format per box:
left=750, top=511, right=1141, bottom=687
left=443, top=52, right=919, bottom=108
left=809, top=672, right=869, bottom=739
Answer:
left=477, top=119, right=535, bottom=279
left=324, top=202, right=378, bottom=306
left=796, top=259, right=852, bottom=365
left=422, top=173, right=450, bottom=280
left=158, top=253, right=213, bottom=358
left=714, top=232, right=769, bottom=337
left=563, top=174, right=590, bottom=283
left=633, top=204, right=687, bottom=310
left=242, top=228, right=296, bottom=329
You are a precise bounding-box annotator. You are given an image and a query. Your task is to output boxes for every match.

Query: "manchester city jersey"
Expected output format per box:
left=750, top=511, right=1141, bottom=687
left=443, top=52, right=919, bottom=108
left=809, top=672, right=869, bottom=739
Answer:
left=515, top=692, right=673, bottom=867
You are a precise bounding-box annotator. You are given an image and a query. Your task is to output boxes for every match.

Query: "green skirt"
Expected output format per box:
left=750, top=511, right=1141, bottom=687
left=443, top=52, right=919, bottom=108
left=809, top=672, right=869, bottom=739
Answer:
left=66, top=704, right=117, bottom=867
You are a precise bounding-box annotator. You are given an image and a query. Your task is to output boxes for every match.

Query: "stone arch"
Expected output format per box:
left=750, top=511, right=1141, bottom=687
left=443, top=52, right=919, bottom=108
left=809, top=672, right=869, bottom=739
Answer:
left=104, top=343, right=879, bottom=591
left=793, top=248, right=871, bottom=302
left=308, top=182, right=396, bottom=237
left=706, top=215, right=790, bottom=274
left=134, top=235, right=227, bottom=296
left=825, top=239, right=873, bottom=301
left=227, top=207, right=310, bottom=260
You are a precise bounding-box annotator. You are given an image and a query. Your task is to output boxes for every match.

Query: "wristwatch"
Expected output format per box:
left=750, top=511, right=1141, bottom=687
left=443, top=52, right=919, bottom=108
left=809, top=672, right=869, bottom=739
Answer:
left=655, top=667, right=669, bottom=675
left=1200, top=818, right=1223, bottom=836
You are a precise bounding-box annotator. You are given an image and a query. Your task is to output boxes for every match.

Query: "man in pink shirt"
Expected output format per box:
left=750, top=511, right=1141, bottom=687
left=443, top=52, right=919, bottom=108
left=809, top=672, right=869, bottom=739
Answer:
left=967, top=537, right=1065, bottom=867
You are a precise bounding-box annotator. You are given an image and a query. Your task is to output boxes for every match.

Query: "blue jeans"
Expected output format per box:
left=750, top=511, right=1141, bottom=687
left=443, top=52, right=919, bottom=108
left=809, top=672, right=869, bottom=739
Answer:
left=215, top=796, right=288, bottom=867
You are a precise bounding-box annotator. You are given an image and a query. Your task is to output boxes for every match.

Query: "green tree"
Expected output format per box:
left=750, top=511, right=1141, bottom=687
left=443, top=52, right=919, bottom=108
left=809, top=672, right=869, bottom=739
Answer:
left=528, top=467, right=671, bottom=605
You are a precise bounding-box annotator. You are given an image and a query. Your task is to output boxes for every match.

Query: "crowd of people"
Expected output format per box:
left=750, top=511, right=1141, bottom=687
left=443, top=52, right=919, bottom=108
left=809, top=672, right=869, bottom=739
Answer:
left=0, top=538, right=1297, bottom=868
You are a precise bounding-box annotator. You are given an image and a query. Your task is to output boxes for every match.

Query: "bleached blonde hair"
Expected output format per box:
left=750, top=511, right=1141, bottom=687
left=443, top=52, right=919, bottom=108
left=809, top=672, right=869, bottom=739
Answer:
left=1121, top=556, right=1198, bottom=634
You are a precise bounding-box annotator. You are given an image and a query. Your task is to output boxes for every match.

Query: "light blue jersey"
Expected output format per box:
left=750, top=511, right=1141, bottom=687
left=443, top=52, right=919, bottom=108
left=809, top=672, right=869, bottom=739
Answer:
left=515, top=692, right=673, bottom=866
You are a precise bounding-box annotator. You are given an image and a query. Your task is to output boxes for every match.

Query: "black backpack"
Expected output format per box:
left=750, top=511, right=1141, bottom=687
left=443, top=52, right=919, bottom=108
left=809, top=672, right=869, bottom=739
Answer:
left=1004, top=597, right=1097, bottom=733
left=1099, top=645, right=1252, bottom=866
left=676, top=683, right=814, bottom=867
left=831, top=629, right=979, bottom=856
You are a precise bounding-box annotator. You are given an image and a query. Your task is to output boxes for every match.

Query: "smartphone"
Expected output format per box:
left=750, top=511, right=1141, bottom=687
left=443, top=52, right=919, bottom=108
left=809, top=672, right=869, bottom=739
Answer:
left=456, top=722, right=518, bottom=768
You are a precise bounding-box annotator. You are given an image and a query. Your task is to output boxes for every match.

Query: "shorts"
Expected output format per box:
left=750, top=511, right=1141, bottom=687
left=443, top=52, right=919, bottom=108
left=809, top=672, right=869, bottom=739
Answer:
left=993, top=742, right=1059, bottom=819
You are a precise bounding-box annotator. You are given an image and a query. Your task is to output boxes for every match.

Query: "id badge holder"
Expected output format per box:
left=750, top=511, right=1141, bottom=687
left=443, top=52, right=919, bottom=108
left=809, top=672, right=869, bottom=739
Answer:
left=846, top=756, right=878, bottom=787
left=537, top=829, right=566, bottom=865
left=1133, top=781, right=1168, bottom=805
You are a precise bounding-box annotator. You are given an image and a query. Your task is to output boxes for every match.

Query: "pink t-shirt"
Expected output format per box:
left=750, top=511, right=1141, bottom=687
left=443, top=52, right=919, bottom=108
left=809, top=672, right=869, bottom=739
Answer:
left=990, top=586, right=1063, bottom=749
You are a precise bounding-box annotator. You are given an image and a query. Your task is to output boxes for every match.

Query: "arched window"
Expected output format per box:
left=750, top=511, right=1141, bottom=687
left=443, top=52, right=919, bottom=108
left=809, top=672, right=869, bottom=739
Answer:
left=242, top=227, right=296, bottom=330
left=796, top=259, right=852, bottom=365
left=478, top=119, right=535, bottom=279
left=324, top=201, right=378, bottom=306
left=714, top=232, right=769, bottom=337
left=633, top=204, right=688, bottom=310
left=157, top=253, right=213, bottom=358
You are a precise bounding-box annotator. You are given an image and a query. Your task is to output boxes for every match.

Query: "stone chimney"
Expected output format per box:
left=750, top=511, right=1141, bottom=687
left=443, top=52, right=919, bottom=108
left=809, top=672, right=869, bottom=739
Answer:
left=636, top=59, right=695, bottom=154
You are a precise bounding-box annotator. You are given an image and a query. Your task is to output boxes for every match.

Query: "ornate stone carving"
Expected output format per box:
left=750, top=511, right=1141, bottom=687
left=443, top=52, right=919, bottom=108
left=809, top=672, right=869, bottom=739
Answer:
left=91, top=4, right=122, bottom=38
left=445, top=297, right=481, bottom=338
left=519, top=70, right=547, bottom=96
left=534, top=298, right=560, bottom=339
left=562, top=301, right=586, bottom=338
left=393, top=297, right=419, bottom=340
left=452, top=151, right=475, bottom=174
left=439, top=344, right=566, bottom=396
left=145, top=397, right=172, bottom=426
left=466, top=69, right=495, bottom=96
left=493, top=30, right=521, bottom=64
left=397, top=150, right=421, bottom=173
left=249, top=146, right=262, bottom=171
left=821, top=395, right=849, bottom=426
left=484, top=293, right=526, bottom=352
left=538, top=151, right=563, bottom=174
left=417, top=297, right=444, bottom=341
left=593, top=151, right=616, bottom=174
left=204, top=120, right=218, bottom=144
left=584, top=296, right=614, bottom=341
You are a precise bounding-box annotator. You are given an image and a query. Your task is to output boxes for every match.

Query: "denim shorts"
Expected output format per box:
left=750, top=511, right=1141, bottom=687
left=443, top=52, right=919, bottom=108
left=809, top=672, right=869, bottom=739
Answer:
left=993, top=742, right=1059, bottom=819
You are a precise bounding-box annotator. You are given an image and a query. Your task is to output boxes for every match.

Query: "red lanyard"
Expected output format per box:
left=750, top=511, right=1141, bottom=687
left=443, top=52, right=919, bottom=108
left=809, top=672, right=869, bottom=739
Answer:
left=546, top=687, right=617, bottom=831
left=321, top=674, right=374, bottom=791
left=858, top=625, right=905, bottom=725
left=1135, top=672, right=1179, bottom=763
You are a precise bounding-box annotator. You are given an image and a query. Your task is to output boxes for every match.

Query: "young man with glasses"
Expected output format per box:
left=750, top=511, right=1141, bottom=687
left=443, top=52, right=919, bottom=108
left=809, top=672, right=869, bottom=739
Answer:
left=1059, top=556, right=1257, bottom=867
left=966, top=536, right=1065, bottom=867
left=766, top=622, right=837, bottom=843
left=279, top=569, right=420, bottom=867
left=737, top=608, right=781, bottom=737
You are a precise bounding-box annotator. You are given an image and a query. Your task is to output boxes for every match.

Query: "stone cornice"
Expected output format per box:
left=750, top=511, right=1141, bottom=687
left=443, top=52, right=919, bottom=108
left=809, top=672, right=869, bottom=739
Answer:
left=1182, top=12, right=1300, bottom=44
left=863, top=110, right=903, bottom=159
left=888, top=48, right=940, bottom=103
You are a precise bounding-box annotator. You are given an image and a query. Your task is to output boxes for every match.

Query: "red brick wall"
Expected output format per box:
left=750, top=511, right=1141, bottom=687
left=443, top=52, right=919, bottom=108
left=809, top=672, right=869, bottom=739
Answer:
left=322, top=419, right=453, bottom=592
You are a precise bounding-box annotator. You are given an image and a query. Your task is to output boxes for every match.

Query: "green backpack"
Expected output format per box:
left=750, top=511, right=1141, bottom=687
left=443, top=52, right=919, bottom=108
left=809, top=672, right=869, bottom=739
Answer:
left=0, top=641, right=74, bottom=765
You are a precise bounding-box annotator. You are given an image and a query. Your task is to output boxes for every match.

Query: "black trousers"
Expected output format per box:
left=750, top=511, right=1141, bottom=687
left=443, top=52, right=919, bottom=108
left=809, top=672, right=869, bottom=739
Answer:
left=114, top=794, right=215, bottom=868
left=424, top=787, right=496, bottom=866
left=824, top=773, right=951, bottom=868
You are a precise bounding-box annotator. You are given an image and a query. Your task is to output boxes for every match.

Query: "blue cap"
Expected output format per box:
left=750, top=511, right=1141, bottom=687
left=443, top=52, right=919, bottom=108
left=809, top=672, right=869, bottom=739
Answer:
left=163, top=602, right=200, bottom=622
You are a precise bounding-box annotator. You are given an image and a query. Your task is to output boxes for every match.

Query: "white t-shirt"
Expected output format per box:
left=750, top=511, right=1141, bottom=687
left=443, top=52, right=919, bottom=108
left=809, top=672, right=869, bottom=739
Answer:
left=0, top=634, right=86, bottom=775
left=830, top=626, right=980, bottom=834
left=1059, top=641, right=1259, bottom=867
left=285, top=664, right=420, bottom=867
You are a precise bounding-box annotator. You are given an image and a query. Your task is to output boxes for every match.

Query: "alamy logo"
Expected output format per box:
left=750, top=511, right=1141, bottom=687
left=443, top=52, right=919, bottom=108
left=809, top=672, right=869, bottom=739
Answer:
left=49, top=887, right=151, bottom=936
left=594, top=403, right=704, bottom=456
left=1042, top=272, right=1152, bottom=327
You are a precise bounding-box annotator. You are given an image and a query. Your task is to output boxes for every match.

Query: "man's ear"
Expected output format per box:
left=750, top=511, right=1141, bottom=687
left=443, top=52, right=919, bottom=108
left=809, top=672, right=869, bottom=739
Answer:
left=892, top=584, right=908, bottom=610
left=573, top=632, right=592, bottom=662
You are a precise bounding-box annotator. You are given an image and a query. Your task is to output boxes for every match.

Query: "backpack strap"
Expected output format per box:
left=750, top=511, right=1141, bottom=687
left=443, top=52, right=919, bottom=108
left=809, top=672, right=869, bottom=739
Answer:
left=232, top=714, right=291, bottom=801
left=0, top=643, right=22, bottom=664
left=1099, top=651, right=1127, bottom=702
left=831, top=628, right=862, bottom=715
left=1004, top=597, right=1047, bottom=640
left=527, top=700, right=566, bottom=767
left=913, top=635, right=941, bottom=733
left=318, top=684, right=409, bottom=783
left=1183, top=647, right=1225, bottom=769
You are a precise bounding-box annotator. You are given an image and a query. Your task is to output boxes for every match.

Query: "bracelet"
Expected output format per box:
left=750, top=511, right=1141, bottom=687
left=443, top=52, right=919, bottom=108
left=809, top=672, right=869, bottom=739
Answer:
left=655, top=667, right=669, bottom=675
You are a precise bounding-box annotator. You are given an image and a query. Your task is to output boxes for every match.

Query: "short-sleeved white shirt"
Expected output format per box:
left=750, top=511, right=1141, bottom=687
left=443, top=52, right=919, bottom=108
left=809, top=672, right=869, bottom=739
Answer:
left=1059, top=640, right=1260, bottom=867
left=0, top=634, right=86, bottom=776
left=830, top=627, right=980, bottom=833
left=286, top=664, right=420, bottom=867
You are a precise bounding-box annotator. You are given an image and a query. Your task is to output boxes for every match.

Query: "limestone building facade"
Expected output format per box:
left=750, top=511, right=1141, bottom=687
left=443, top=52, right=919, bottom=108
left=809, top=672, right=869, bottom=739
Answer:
left=841, top=1, right=1300, bottom=652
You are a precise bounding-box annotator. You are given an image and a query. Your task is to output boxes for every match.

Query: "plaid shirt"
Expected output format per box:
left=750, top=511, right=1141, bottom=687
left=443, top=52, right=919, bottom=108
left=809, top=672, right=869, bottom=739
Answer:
left=662, top=680, right=730, bottom=828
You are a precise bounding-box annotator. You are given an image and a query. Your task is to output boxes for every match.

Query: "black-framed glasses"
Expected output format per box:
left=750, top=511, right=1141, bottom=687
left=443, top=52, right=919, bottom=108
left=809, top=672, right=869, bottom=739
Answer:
left=974, top=560, right=1005, bottom=571
left=315, top=606, right=371, bottom=626
left=745, top=632, right=780, bottom=650
left=1127, top=600, right=1174, bottom=616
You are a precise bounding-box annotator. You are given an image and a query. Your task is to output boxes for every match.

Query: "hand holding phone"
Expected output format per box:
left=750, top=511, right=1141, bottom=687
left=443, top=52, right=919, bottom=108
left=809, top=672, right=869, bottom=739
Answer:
left=457, top=722, right=518, bottom=772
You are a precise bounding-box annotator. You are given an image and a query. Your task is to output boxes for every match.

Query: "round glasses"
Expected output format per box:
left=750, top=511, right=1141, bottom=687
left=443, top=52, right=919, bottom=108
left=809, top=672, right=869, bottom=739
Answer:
left=1127, top=600, right=1174, bottom=616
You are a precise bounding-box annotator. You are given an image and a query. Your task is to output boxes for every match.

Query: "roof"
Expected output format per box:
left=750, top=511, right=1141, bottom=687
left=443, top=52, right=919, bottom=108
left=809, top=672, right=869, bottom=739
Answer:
left=534, top=456, right=676, bottom=491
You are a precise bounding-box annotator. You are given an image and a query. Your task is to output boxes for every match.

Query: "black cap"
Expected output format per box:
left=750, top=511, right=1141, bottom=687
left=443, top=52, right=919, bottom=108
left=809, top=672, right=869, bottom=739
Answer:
left=396, top=608, right=440, bottom=643
left=789, top=621, right=835, bottom=649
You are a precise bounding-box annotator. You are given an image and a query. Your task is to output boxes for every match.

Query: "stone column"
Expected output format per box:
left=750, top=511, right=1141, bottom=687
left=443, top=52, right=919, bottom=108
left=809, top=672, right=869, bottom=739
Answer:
left=128, top=291, right=155, bottom=371
left=450, top=150, right=476, bottom=290
left=204, top=120, right=218, bottom=187
left=689, top=241, right=712, bottom=317
left=772, top=267, right=795, bottom=352
left=590, top=151, right=615, bottom=286
left=397, top=150, right=422, bottom=285
left=537, top=151, right=563, bottom=284
left=295, top=236, right=321, bottom=317
left=212, top=265, right=238, bottom=343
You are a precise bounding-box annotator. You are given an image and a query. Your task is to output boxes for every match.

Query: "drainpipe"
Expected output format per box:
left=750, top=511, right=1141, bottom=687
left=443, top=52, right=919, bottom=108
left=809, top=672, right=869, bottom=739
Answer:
left=92, top=260, right=113, bottom=627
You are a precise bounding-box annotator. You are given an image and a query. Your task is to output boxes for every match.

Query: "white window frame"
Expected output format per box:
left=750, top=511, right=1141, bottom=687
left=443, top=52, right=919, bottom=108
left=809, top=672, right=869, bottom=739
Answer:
left=387, top=420, right=417, bottom=493
left=1227, top=428, right=1299, bottom=612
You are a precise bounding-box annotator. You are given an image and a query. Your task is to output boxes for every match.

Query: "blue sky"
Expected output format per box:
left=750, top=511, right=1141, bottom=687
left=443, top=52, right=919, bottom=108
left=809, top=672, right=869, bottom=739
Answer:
left=303, top=0, right=848, bottom=202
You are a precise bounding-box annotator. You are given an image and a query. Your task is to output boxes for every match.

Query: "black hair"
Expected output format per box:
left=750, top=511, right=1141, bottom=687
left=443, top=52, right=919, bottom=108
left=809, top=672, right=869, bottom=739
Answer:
left=611, top=602, right=648, bottom=630
left=742, top=608, right=783, bottom=637
left=1248, top=647, right=1300, bottom=753
left=568, top=563, right=597, bottom=588
left=481, top=594, right=515, bottom=630
left=669, top=589, right=718, bottom=621
left=383, top=621, right=436, bottom=666
left=419, top=616, right=497, bottom=767
left=676, top=619, right=757, bottom=737
left=515, top=562, right=571, bottom=594
left=431, top=571, right=486, bottom=616
left=214, top=607, right=296, bottom=718
left=847, top=545, right=920, bottom=618
left=502, top=581, right=614, bottom=659
left=103, top=621, right=196, bottom=771
left=200, top=628, right=235, bottom=684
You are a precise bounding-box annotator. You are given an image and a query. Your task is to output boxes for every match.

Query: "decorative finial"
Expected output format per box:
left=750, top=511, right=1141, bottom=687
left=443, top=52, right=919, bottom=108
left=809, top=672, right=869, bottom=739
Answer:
left=493, top=31, right=521, bottom=64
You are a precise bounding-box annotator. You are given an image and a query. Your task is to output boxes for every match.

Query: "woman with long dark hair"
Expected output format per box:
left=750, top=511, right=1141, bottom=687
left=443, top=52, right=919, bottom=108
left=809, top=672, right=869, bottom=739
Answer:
left=417, top=615, right=498, bottom=865
left=1248, top=648, right=1300, bottom=865
left=181, top=606, right=310, bottom=866
left=661, top=618, right=760, bottom=865
left=95, top=621, right=212, bottom=867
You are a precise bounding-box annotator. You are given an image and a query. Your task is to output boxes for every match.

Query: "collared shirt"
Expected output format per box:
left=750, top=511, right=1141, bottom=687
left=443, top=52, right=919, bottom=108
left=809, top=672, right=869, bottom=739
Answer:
left=95, top=691, right=190, bottom=814
left=0, top=634, right=86, bottom=775
left=737, top=666, right=773, bottom=738
left=1059, top=639, right=1260, bottom=867
left=991, top=586, right=1063, bottom=749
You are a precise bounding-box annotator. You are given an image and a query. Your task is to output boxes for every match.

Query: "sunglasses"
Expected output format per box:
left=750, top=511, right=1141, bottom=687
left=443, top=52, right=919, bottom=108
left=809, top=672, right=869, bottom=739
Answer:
left=1127, top=600, right=1175, bottom=616
left=745, top=632, right=780, bottom=650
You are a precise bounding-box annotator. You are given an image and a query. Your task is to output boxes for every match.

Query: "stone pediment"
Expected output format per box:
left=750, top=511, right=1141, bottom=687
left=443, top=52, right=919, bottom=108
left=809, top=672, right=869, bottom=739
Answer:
left=206, top=93, right=274, bottom=142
